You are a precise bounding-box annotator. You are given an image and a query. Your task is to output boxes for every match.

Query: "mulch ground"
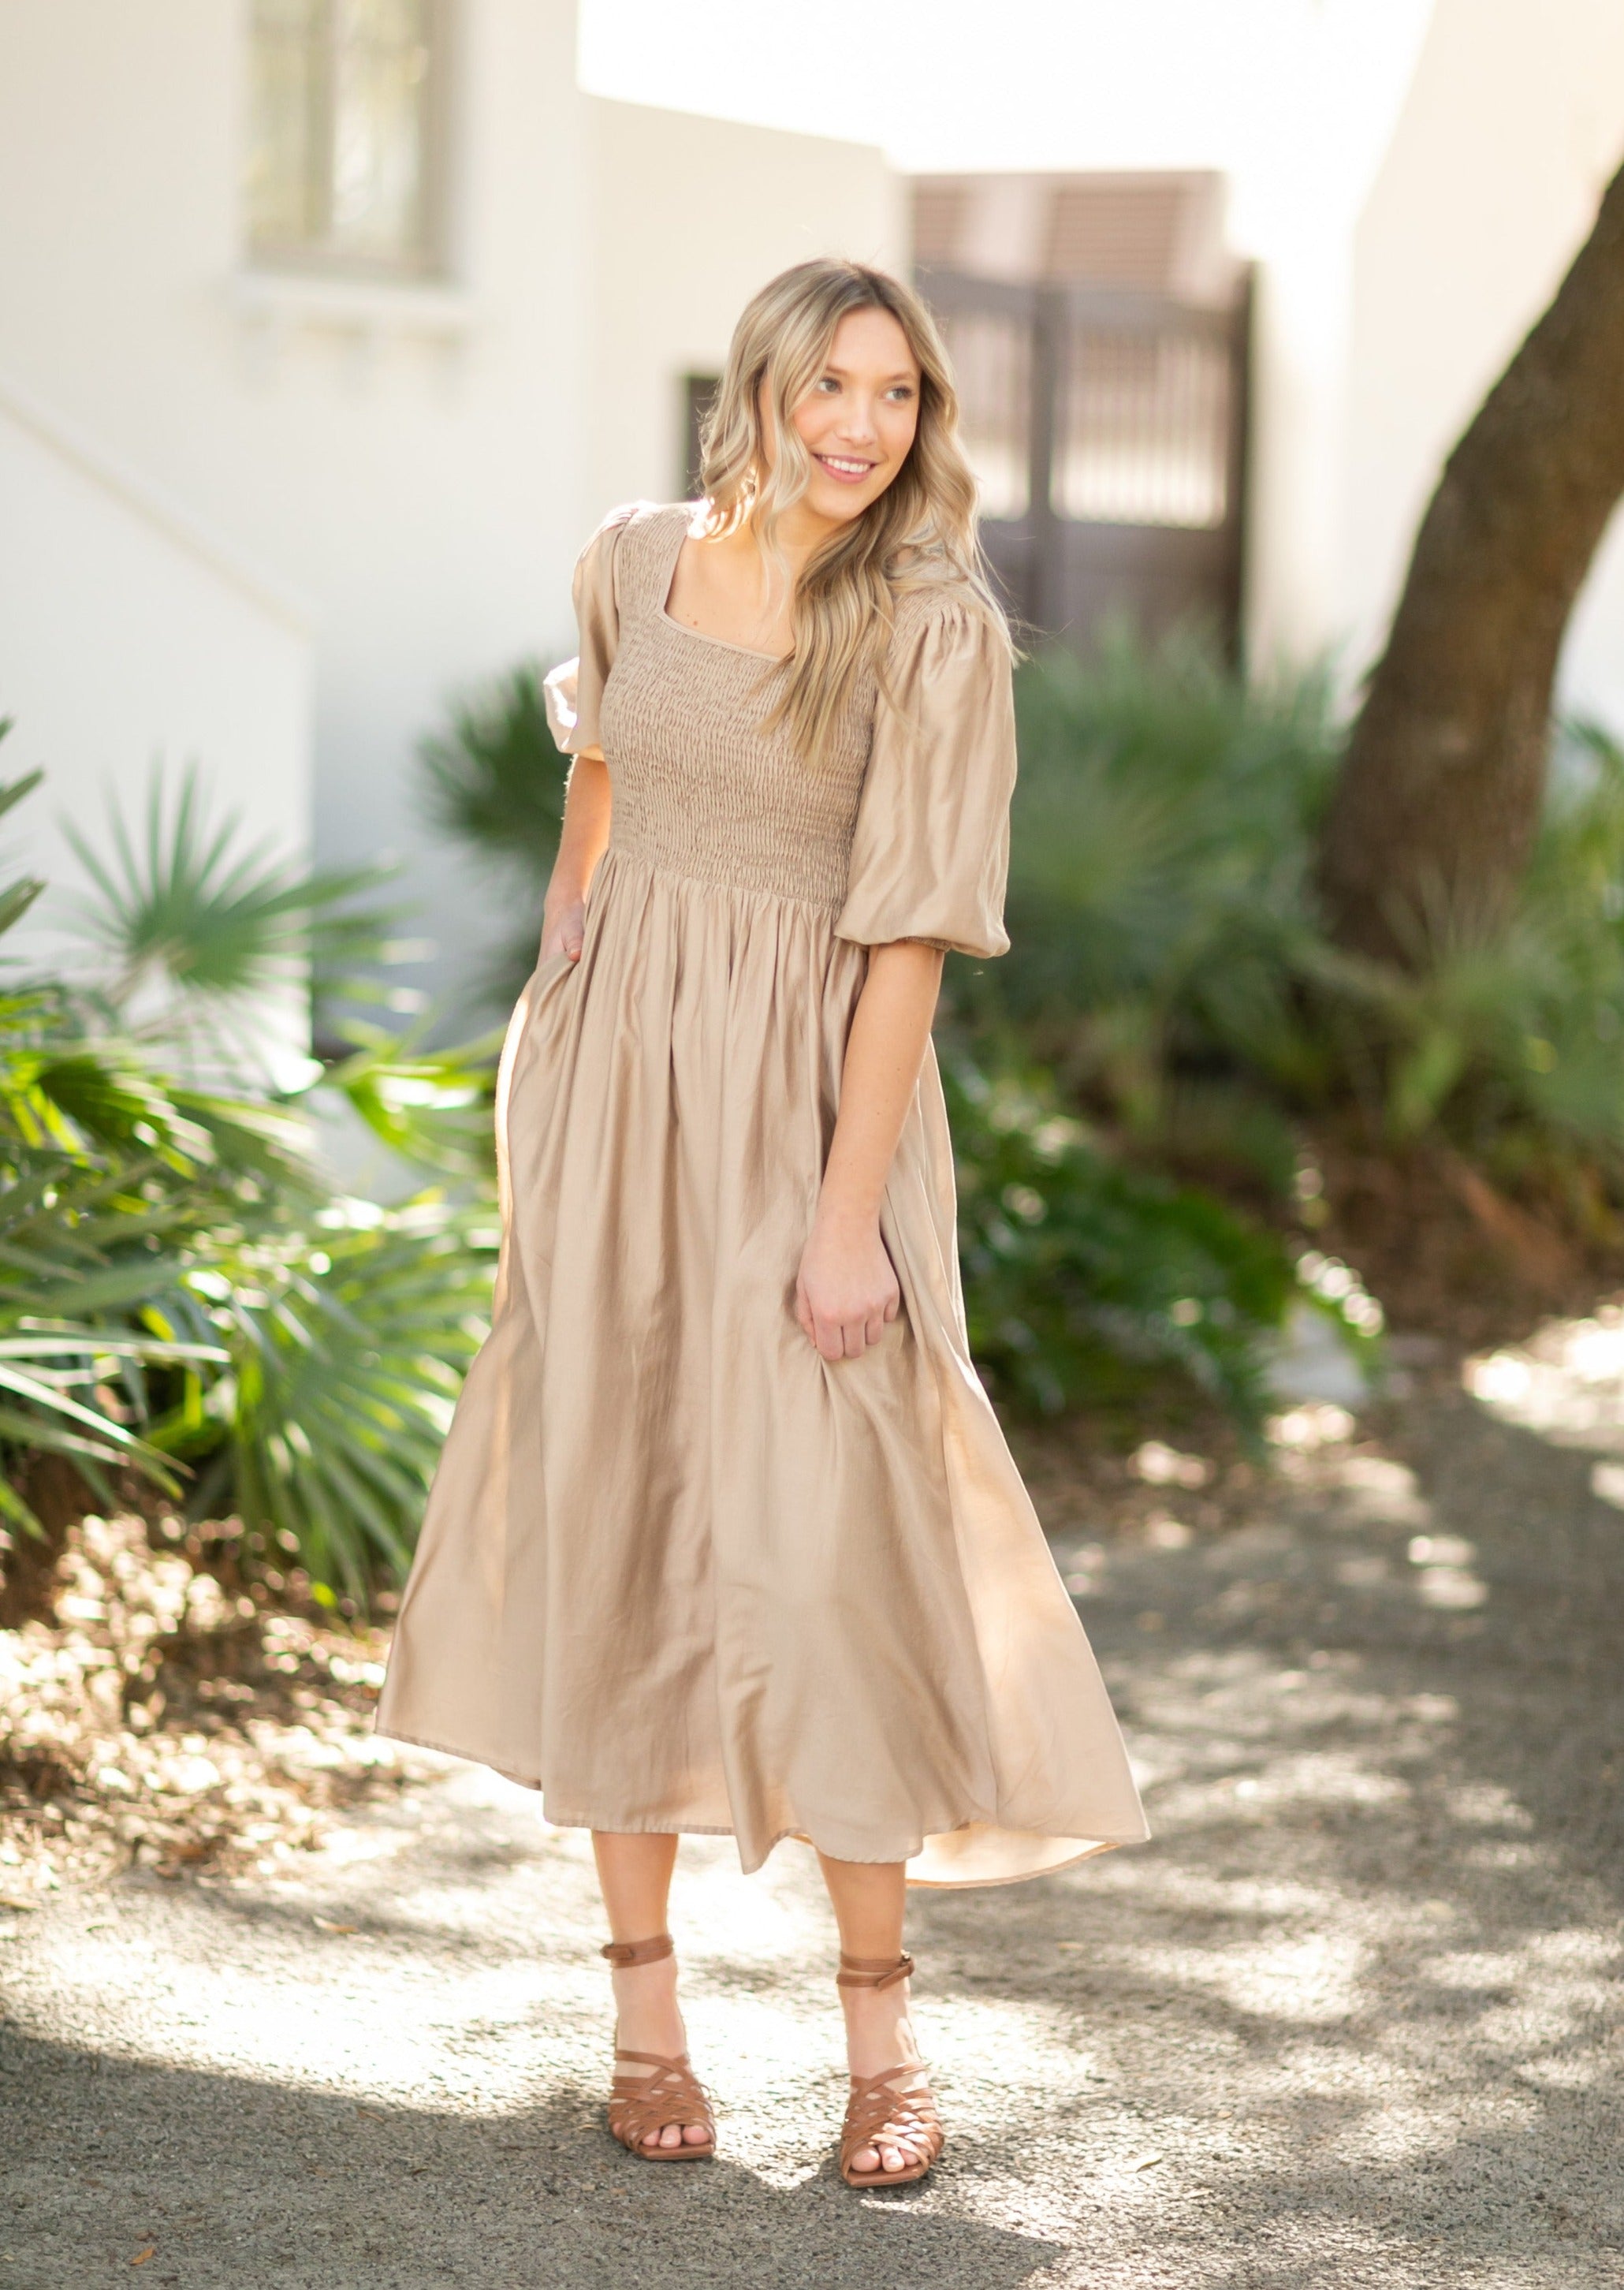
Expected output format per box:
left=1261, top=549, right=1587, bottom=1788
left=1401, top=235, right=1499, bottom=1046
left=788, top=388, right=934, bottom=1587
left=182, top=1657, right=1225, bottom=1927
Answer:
left=0, top=1513, right=415, bottom=1902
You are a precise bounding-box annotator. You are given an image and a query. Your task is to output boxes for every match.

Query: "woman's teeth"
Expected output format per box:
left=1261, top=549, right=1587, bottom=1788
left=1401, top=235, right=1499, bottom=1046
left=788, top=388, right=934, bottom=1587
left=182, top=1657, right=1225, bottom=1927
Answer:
left=818, top=455, right=873, bottom=479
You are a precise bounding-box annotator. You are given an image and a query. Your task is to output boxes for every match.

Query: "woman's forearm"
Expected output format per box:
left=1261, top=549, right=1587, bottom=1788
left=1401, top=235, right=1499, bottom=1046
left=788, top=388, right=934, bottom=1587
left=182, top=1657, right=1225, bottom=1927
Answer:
left=541, top=750, right=612, bottom=958
left=818, top=941, right=945, bottom=1229
left=548, top=749, right=612, bottom=904
left=795, top=940, right=944, bottom=1359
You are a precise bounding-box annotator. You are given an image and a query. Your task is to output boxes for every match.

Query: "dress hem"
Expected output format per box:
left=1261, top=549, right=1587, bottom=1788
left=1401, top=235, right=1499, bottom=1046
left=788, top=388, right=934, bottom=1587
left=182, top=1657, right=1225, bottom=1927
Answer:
left=372, top=1721, right=1147, bottom=1889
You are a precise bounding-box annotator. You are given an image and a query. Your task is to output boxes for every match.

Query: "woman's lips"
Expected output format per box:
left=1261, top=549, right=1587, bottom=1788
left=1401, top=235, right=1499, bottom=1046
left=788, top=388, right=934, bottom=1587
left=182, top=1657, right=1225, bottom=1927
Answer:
left=814, top=453, right=877, bottom=484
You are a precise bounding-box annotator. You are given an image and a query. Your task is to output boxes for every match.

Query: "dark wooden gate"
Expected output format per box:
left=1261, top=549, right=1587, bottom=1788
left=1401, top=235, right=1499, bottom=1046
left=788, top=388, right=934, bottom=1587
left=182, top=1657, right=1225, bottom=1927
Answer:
left=918, top=266, right=1252, bottom=653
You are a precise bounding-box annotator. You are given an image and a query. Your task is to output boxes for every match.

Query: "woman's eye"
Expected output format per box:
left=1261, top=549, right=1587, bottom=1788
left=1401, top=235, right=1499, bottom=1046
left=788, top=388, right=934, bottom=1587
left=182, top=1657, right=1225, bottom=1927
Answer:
left=815, top=376, right=840, bottom=393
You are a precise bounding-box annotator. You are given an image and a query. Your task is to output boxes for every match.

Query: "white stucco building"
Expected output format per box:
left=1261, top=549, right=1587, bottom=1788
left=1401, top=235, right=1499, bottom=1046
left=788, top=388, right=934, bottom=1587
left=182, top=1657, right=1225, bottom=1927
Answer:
left=2, top=0, right=1621, bottom=1006
left=0, top=0, right=900, bottom=997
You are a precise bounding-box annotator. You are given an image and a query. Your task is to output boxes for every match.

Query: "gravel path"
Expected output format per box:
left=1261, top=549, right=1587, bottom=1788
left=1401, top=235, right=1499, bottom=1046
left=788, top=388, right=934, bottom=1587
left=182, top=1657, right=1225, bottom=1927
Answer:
left=3, top=1356, right=1624, bottom=2288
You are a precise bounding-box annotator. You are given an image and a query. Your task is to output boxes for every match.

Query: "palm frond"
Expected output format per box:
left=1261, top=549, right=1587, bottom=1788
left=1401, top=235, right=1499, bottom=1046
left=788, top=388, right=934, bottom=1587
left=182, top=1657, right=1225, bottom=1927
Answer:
left=0, top=740, right=47, bottom=945
left=318, top=1022, right=501, bottom=1181
left=970, top=633, right=1624, bottom=1195
left=0, top=757, right=502, bottom=1593
left=58, top=761, right=410, bottom=1080
left=419, top=662, right=568, bottom=875
left=418, top=662, right=568, bottom=1011
left=209, top=1198, right=497, bottom=1600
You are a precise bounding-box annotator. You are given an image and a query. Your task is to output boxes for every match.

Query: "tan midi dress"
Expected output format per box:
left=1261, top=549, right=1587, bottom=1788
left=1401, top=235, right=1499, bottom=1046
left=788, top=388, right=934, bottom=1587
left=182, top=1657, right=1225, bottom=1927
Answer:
left=377, top=500, right=1149, bottom=1886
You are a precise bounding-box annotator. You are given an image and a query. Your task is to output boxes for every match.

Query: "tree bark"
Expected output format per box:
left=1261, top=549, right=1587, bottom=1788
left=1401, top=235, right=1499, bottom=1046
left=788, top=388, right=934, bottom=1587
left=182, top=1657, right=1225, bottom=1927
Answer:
left=1319, top=156, right=1624, bottom=962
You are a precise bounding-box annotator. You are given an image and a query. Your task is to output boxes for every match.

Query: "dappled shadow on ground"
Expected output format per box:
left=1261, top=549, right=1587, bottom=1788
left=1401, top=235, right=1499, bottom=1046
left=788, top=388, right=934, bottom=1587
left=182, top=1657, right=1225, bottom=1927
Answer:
left=0, top=2030, right=1065, bottom=2288
left=912, top=1359, right=1624, bottom=2282
left=4, top=1354, right=1624, bottom=2286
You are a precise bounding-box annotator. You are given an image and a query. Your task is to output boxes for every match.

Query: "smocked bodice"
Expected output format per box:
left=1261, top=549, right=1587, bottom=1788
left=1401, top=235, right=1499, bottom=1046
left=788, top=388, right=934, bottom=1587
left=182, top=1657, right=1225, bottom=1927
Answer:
left=550, top=498, right=1018, bottom=961
left=597, top=508, right=876, bottom=908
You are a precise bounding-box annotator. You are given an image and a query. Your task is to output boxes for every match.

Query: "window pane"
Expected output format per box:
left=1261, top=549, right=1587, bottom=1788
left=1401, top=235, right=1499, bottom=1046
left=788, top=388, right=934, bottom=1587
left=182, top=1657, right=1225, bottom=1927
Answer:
left=682, top=375, right=720, bottom=500
left=328, top=0, right=435, bottom=267
left=246, top=0, right=330, bottom=255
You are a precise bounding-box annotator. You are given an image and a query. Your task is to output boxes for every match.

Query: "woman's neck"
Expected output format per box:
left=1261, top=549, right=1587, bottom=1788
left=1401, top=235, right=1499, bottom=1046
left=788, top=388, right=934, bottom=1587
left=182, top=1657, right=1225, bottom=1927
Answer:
left=725, top=497, right=841, bottom=576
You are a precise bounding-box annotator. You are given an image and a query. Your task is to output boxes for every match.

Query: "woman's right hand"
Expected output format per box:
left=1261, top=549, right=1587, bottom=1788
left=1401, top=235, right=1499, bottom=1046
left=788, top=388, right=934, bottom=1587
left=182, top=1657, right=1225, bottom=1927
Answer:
left=538, top=753, right=610, bottom=968
left=795, top=1207, right=901, bottom=1361
left=540, top=894, right=587, bottom=964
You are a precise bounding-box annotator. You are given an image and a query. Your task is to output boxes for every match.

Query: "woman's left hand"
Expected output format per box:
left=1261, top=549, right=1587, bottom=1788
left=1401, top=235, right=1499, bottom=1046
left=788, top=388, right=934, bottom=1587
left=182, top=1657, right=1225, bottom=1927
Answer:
left=795, top=1210, right=900, bottom=1360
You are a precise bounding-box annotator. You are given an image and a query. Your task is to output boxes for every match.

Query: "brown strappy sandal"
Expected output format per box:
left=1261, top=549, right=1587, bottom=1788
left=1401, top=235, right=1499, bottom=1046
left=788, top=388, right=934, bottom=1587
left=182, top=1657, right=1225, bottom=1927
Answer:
left=835, top=1951, right=944, bottom=2189
left=601, top=1933, right=716, bottom=2161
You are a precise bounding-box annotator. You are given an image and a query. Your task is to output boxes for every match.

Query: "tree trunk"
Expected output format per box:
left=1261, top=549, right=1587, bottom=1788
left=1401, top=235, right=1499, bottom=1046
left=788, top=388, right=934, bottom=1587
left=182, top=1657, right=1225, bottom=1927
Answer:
left=1319, top=155, right=1624, bottom=962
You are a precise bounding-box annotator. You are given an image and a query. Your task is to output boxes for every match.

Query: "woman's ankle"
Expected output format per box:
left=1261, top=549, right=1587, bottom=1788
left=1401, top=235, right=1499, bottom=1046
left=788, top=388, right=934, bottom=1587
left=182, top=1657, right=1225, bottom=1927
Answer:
left=840, top=1979, right=918, bottom=2077
left=610, top=1953, right=686, bottom=2055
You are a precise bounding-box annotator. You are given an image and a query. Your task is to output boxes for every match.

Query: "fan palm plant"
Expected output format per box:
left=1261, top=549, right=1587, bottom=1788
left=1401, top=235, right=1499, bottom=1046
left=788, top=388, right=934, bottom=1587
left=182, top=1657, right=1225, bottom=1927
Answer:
left=418, top=662, right=568, bottom=1007
left=61, top=763, right=419, bottom=1083
left=0, top=743, right=498, bottom=1595
left=956, top=628, right=1343, bottom=1192
left=971, top=633, right=1624, bottom=1213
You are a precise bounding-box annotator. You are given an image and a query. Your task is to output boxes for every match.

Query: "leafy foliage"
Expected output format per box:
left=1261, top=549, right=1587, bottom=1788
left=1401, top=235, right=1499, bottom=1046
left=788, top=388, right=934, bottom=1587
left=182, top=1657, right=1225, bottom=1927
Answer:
left=143, top=1193, right=496, bottom=1602
left=944, top=1049, right=1359, bottom=1425
left=1328, top=722, right=1624, bottom=1173
left=419, top=662, right=568, bottom=1007
left=59, top=763, right=423, bottom=1076
left=959, top=628, right=1342, bottom=1189
left=320, top=1021, right=502, bottom=1185
left=0, top=742, right=497, bottom=1597
left=0, top=986, right=232, bottom=1531
left=1001, top=626, right=1339, bottom=1028
left=972, top=635, right=1624, bottom=1218
left=419, top=662, right=567, bottom=871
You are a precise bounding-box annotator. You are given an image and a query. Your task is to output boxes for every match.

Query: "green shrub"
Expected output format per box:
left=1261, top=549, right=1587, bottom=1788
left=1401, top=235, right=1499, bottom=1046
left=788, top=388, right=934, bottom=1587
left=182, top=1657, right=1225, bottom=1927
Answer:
left=0, top=748, right=497, bottom=1600
left=970, top=626, right=1341, bottom=1173
left=63, top=762, right=421, bottom=1076
left=1331, top=722, right=1624, bottom=1176
left=943, top=1048, right=1369, bottom=1424
left=419, top=662, right=567, bottom=1009
left=967, top=635, right=1624, bottom=1214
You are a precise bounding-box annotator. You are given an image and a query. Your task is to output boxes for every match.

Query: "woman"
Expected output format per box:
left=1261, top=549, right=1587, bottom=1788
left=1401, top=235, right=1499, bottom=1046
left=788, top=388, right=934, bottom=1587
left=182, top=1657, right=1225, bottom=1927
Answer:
left=378, top=259, right=1147, bottom=2187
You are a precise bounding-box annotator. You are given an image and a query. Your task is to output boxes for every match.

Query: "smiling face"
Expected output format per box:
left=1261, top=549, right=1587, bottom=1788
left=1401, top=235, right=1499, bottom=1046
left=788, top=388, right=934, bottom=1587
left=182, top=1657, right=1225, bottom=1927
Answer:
left=765, top=304, right=922, bottom=533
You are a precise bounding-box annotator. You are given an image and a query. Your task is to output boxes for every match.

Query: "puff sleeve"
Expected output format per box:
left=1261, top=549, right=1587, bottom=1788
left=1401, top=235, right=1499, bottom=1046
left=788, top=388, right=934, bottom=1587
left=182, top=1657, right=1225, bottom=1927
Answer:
left=834, top=598, right=1015, bottom=960
left=542, top=505, right=635, bottom=757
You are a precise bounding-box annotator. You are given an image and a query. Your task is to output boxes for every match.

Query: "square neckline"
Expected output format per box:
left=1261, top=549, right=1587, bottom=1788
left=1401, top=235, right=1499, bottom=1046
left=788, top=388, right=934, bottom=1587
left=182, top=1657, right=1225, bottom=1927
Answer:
left=657, top=510, right=791, bottom=666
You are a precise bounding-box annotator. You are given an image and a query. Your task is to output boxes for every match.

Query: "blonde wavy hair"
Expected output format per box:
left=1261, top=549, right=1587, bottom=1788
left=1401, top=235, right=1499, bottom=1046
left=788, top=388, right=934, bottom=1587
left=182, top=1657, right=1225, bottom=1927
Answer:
left=697, top=258, right=1010, bottom=765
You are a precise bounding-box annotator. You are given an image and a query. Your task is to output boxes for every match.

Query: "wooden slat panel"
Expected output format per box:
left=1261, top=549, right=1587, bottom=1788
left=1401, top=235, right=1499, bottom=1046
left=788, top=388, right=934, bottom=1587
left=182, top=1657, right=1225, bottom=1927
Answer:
left=917, top=265, right=1251, bottom=655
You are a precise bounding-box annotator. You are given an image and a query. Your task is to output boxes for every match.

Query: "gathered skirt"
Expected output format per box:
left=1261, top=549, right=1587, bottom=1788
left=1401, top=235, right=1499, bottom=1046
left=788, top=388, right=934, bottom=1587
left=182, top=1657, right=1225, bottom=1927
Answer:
left=376, top=844, right=1149, bottom=1885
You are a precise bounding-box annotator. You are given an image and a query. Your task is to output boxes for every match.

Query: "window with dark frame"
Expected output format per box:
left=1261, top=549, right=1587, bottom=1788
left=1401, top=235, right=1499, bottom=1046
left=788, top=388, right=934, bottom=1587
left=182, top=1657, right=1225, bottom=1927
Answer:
left=246, top=0, right=446, bottom=278
left=682, top=375, right=721, bottom=502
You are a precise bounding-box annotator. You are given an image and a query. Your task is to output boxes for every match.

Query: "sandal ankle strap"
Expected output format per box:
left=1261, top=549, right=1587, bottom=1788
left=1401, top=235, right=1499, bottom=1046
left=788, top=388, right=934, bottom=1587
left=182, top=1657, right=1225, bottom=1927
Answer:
left=836, top=1950, right=914, bottom=1991
left=602, top=1931, right=675, bottom=1968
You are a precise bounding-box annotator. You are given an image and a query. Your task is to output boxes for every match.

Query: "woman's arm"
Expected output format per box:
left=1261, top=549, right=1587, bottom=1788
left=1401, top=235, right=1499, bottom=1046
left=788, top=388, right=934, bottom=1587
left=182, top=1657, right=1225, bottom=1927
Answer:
left=795, top=939, right=945, bottom=1361
left=539, top=750, right=613, bottom=961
